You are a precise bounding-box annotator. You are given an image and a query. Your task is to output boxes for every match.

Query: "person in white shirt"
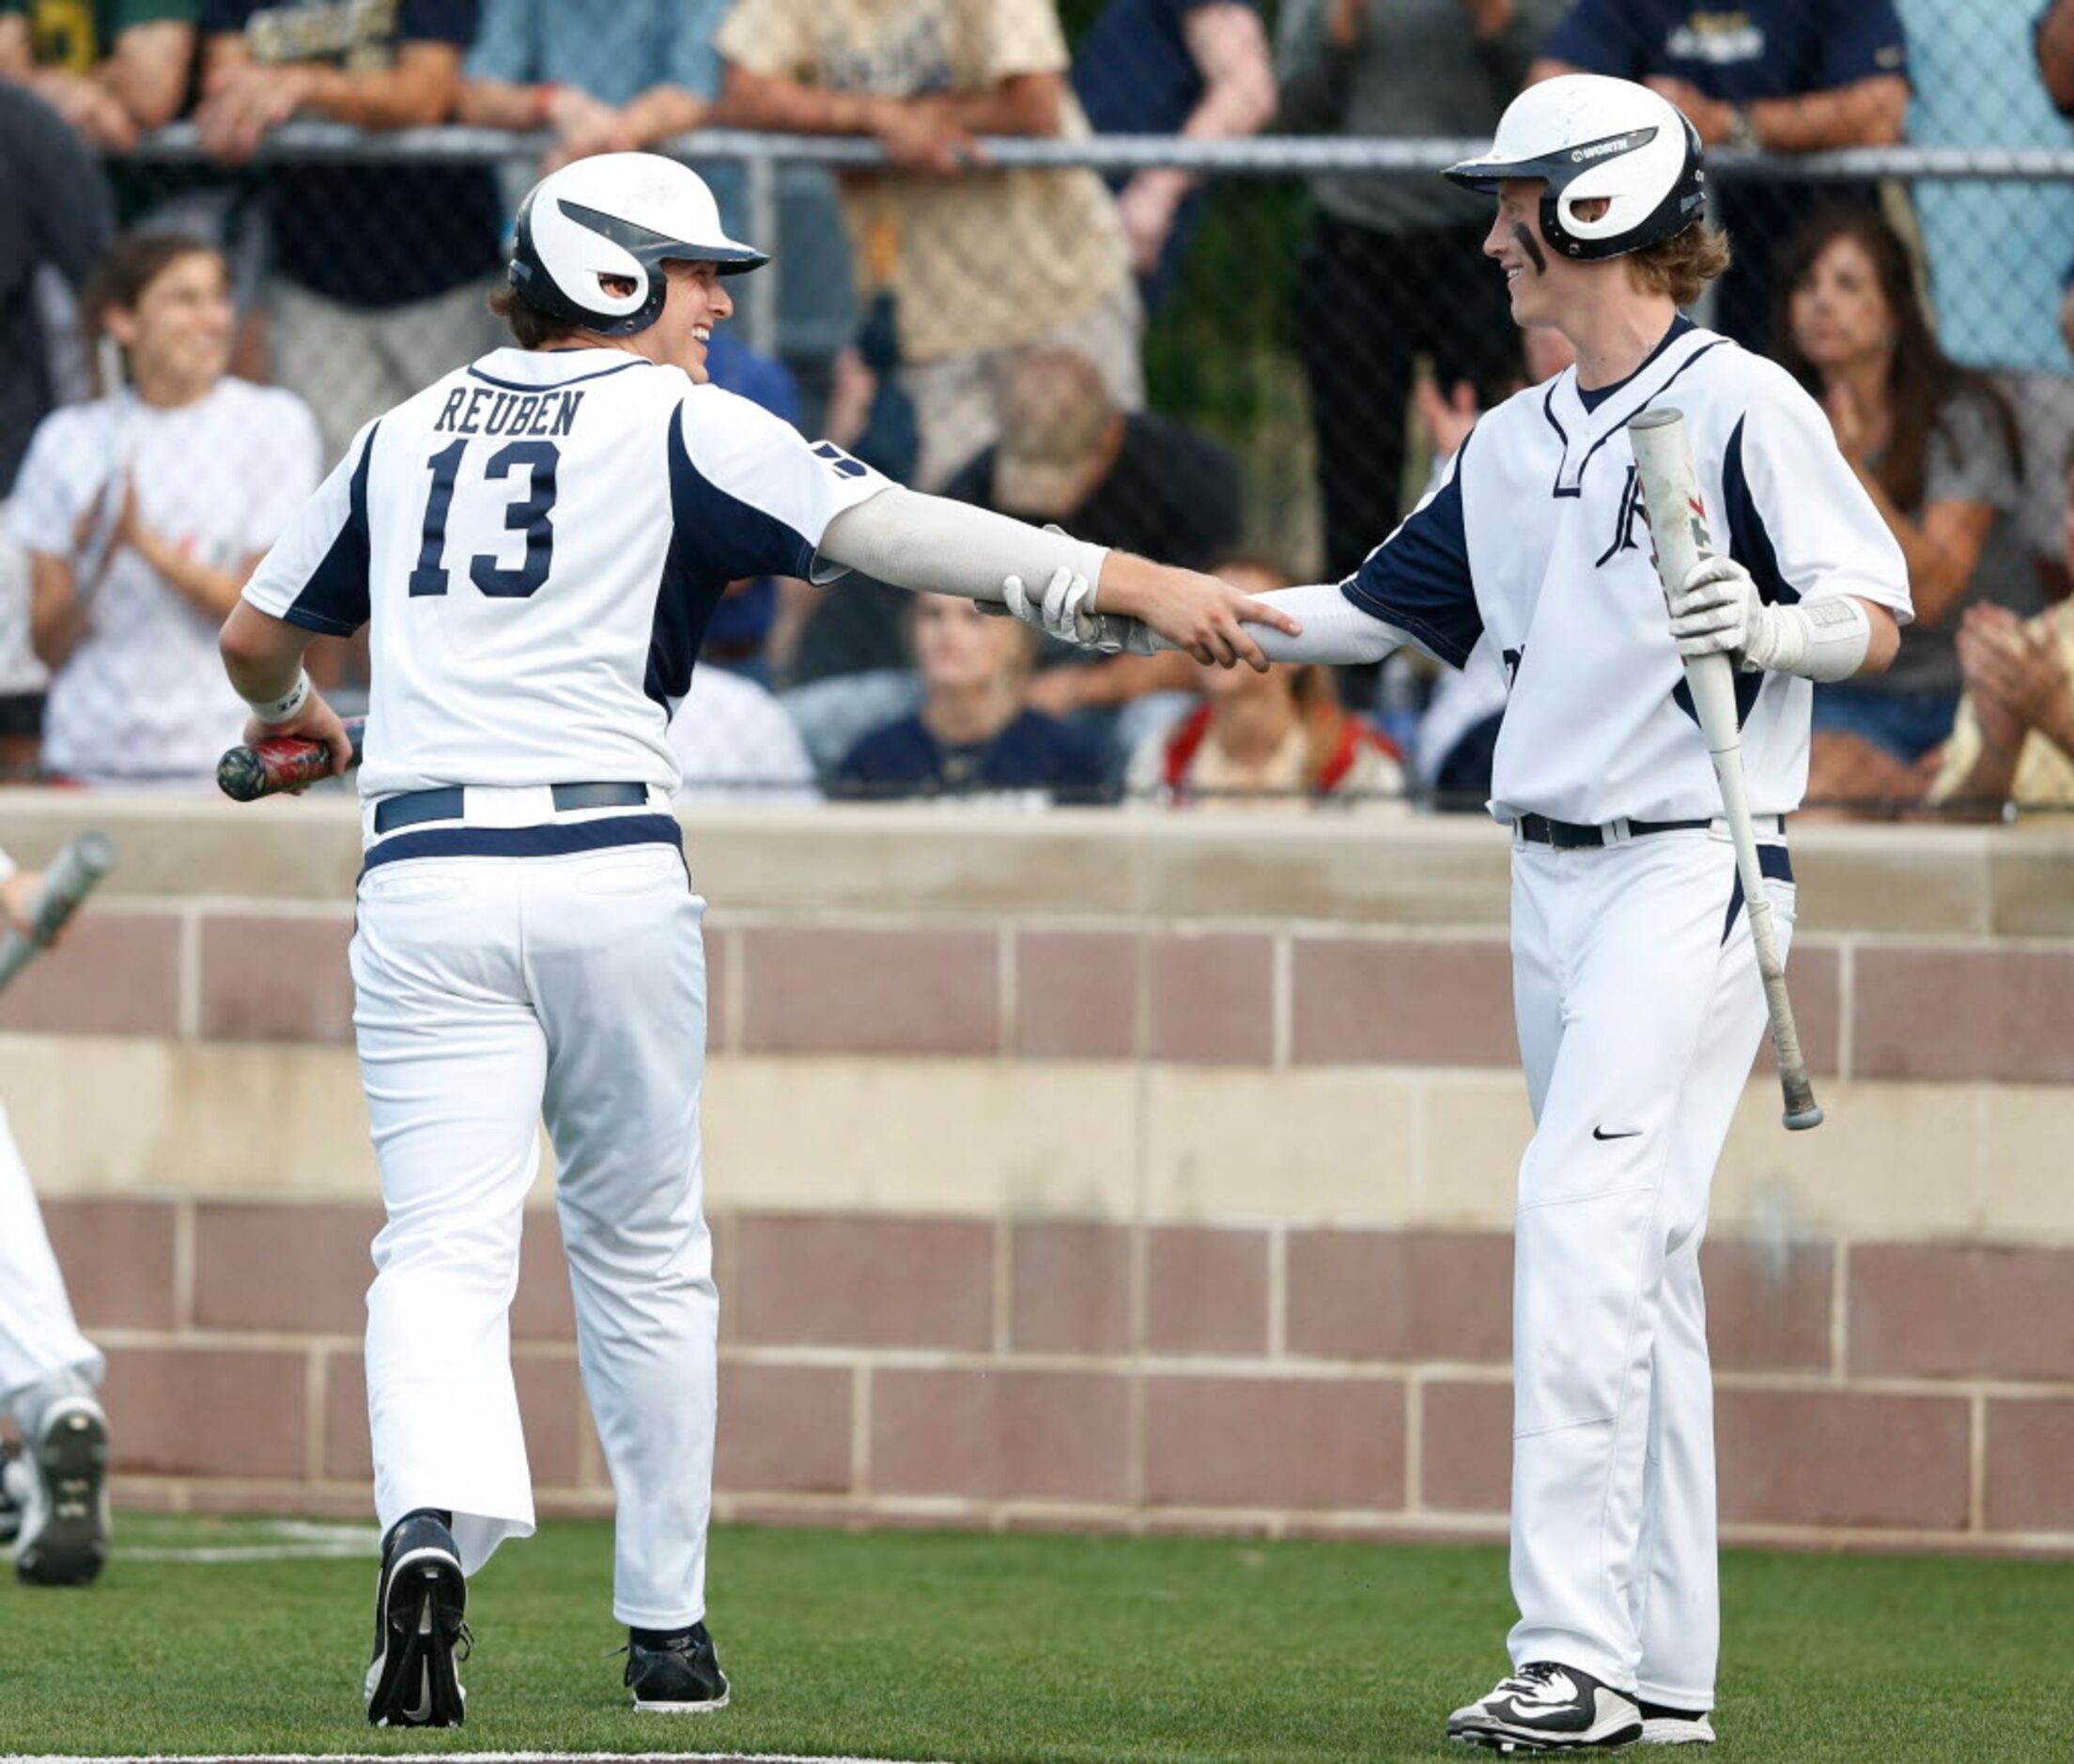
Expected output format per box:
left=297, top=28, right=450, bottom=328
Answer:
left=0, top=845, right=110, bottom=1589
left=215, top=153, right=1290, bottom=1727
left=667, top=663, right=820, bottom=803
left=13, top=233, right=320, bottom=788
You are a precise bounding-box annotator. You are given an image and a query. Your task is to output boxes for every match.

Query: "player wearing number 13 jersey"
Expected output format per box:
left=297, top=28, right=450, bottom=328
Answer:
left=219, top=153, right=1292, bottom=1728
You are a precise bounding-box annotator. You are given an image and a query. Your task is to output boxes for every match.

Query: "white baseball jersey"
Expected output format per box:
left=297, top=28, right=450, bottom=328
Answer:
left=1344, top=319, right=1912, bottom=824
left=240, top=346, right=888, bottom=828
left=9, top=379, right=321, bottom=783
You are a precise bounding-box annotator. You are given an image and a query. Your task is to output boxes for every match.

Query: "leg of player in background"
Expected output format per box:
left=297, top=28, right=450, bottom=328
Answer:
left=353, top=859, right=547, bottom=1725
left=0, top=1100, right=110, bottom=1586
left=529, top=844, right=727, bottom=1712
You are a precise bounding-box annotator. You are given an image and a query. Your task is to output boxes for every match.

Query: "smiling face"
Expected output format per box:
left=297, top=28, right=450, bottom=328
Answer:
left=105, top=249, right=233, bottom=399
left=643, top=259, right=735, bottom=380
left=1787, top=233, right=1893, bottom=376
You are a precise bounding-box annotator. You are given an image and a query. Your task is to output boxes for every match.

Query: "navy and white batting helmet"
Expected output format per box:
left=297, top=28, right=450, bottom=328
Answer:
left=507, top=152, right=767, bottom=338
left=1444, top=75, right=1706, bottom=263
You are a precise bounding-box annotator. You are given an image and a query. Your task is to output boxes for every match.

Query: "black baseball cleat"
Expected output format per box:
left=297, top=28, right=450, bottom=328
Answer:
left=13, top=1394, right=111, bottom=1586
left=625, top=1620, right=731, bottom=1713
left=0, top=1440, right=23, bottom=1547
left=364, top=1509, right=470, bottom=1727
left=1636, top=1701, right=1715, bottom=1745
left=1447, top=1661, right=1644, bottom=1753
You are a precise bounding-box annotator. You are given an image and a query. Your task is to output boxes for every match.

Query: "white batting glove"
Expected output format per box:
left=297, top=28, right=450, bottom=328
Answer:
left=999, top=565, right=1157, bottom=656
left=1668, top=554, right=1782, bottom=671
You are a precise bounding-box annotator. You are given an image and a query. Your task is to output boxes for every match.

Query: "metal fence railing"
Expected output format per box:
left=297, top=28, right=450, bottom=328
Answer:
left=3, top=116, right=2070, bottom=820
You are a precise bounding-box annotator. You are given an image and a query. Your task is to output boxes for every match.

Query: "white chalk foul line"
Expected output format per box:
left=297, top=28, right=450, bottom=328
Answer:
left=0, top=1755, right=957, bottom=1764
left=116, top=1522, right=384, bottom=1565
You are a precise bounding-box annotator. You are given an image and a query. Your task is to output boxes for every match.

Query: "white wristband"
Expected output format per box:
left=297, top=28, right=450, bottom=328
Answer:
left=1746, top=597, right=1872, bottom=683
left=243, top=670, right=311, bottom=725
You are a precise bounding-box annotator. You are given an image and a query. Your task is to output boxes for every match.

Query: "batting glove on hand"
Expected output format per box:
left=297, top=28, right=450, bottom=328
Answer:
left=998, top=565, right=1157, bottom=656
left=1668, top=555, right=1787, bottom=671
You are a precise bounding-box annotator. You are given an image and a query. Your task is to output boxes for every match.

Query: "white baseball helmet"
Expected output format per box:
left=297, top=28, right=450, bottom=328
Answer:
left=507, top=152, right=767, bottom=337
left=1444, top=74, right=1706, bottom=262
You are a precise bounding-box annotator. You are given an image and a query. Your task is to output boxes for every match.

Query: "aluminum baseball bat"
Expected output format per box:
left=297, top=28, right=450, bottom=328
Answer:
left=217, top=717, right=366, bottom=802
left=0, top=828, right=117, bottom=993
left=1629, top=407, right=1822, bottom=1131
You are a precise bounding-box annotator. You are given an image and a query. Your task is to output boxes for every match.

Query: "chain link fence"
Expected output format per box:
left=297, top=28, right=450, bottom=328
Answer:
left=0, top=0, right=2068, bottom=818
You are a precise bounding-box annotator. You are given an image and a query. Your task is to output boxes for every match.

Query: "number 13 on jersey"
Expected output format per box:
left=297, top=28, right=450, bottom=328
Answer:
left=410, top=440, right=560, bottom=600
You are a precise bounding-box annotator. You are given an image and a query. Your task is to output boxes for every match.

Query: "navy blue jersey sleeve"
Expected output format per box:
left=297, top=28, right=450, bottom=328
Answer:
left=1339, top=433, right=1483, bottom=671
left=1540, top=0, right=1643, bottom=77
left=1817, top=0, right=1907, bottom=87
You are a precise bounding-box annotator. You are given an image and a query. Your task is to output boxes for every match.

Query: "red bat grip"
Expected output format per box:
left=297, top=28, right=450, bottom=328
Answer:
left=217, top=717, right=366, bottom=802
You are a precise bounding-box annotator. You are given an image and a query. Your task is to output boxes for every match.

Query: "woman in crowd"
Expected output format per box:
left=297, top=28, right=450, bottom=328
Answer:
left=1124, top=556, right=1404, bottom=811
left=14, top=232, right=319, bottom=789
left=836, top=592, right=1107, bottom=804
left=1772, top=205, right=2025, bottom=809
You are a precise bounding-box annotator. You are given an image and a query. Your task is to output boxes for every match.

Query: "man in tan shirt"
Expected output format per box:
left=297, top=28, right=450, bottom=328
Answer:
left=717, top=0, right=1141, bottom=488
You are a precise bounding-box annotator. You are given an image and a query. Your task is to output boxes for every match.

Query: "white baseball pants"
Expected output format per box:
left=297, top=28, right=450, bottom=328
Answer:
left=352, top=840, right=716, bottom=1630
left=0, top=1102, right=102, bottom=1428
left=1505, top=826, right=1794, bottom=1711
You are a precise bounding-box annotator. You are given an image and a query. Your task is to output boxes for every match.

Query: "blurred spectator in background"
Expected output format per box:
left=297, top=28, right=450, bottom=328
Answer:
left=667, top=659, right=820, bottom=804
left=0, top=85, right=111, bottom=779
left=1530, top=0, right=1908, bottom=348
left=1927, top=599, right=2074, bottom=821
left=0, top=0, right=197, bottom=148
left=717, top=0, right=1141, bottom=490
left=1772, top=206, right=2025, bottom=812
left=196, top=0, right=503, bottom=465
left=2040, top=0, right=2074, bottom=114
left=946, top=345, right=1239, bottom=749
left=1124, top=554, right=1403, bottom=810
left=1903, top=0, right=2074, bottom=605
left=835, top=592, right=1105, bottom=802
left=14, top=232, right=318, bottom=788
left=1072, top=0, right=1276, bottom=308
left=1278, top=0, right=1565, bottom=580
left=458, top=0, right=715, bottom=170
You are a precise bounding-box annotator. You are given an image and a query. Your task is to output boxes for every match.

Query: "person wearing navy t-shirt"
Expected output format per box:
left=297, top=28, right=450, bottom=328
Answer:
left=196, top=0, right=505, bottom=466
left=1071, top=0, right=1276, bottom=308
left=837, top=592, right=1107, bottom=801
left=1531, top=0, right=1908, bottom=347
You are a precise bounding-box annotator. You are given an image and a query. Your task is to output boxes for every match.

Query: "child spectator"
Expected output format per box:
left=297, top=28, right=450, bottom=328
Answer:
left=12, top=232, right=319, bottom=786
left=835, top=591, right=1106, bottom=802
left=1123, top=555, right=1404, bottom=811
left=1771, top=207, right=2026, bottom=811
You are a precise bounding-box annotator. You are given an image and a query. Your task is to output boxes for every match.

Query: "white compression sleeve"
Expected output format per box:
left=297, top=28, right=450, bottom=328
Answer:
left=818, top=486, right=1110, bottom=607
left=1195, top=581, right=1410, bottom=665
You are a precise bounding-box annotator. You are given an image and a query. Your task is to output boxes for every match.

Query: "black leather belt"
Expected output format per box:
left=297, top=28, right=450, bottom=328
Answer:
left=373, top=781, right=648, bottom=836
left=1514, top=812, right=1714, bottom=849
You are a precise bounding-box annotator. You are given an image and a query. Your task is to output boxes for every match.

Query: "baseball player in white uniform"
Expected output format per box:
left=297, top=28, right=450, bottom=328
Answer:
left=217, top=152, right=1291, bottom=1727
left=0, top=850, right=112, bottom=1588
left=1010, top=75, right=1911, bottom=1752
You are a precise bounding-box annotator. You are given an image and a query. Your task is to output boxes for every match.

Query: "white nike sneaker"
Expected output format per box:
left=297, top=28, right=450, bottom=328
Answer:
left=1637, top=1702, right=1715, bottom=1745
left=1447, top=1661, right=1644, bottom=1752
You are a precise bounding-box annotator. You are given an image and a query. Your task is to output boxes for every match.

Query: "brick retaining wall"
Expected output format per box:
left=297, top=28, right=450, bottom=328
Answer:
left=52, top=1198, right=2074, bottom=1550
left=3, top=798, right=2070, bottom=1551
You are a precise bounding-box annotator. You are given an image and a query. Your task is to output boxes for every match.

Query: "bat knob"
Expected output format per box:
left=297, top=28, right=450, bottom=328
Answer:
left=1783, top=1105, right=1825, bottom=1132
left=217, top=747, right=267, bottom=802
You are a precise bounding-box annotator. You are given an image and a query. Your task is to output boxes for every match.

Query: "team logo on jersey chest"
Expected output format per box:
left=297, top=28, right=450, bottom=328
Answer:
left=1595, top=464, right=1651, bottom=567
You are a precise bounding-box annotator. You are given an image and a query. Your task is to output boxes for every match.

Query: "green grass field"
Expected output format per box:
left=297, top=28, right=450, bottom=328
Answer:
left=2, top=1516, right=2070, bottom=1761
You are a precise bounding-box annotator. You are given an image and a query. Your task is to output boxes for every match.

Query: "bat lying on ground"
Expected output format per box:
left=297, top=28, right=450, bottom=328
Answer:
left=1629, top=406, right=1823, bottom=1132
left=0, top=829, right=117, bottom=993
left=216, top=717, right=365, bottom=802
